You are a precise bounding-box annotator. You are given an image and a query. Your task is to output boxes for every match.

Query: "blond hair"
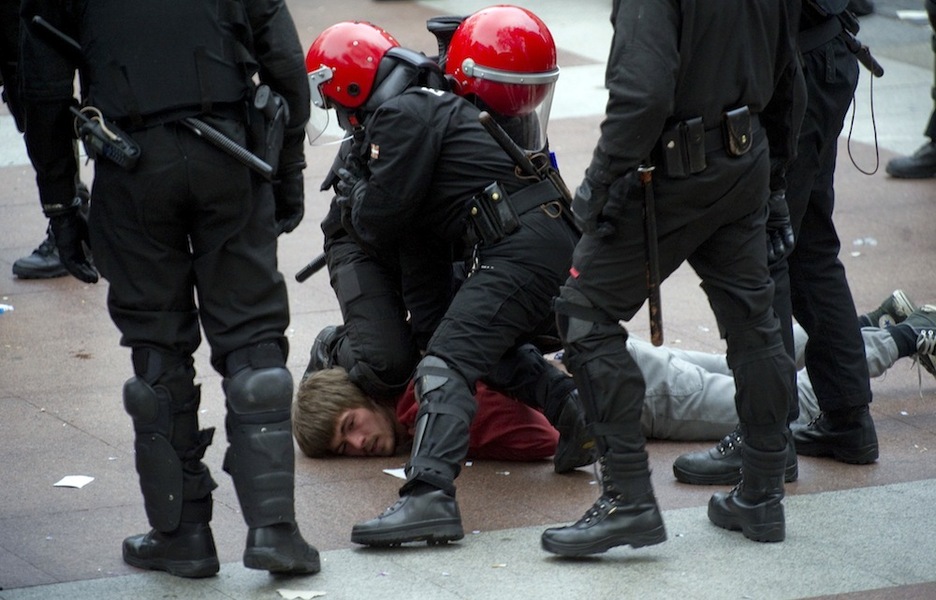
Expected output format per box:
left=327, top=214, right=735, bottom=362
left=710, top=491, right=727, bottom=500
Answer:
left=293, top=367, right=376, bottom=458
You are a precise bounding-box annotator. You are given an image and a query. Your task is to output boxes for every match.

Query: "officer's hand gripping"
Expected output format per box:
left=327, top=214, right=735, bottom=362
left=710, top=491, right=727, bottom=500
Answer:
left=572, top=177, right=614, bottom=237
left=766, top=190, right=795, bottom=264
left=335, top=167, right=367, bottom=232
left=45, top=197, right=99, bottom=284
left=273, top=132, right=307, bottom=235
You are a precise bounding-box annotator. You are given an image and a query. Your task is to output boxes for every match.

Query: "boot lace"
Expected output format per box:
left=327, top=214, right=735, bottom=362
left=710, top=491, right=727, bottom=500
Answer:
left=911, top=329, right=936, bottom=397
left=35, top=235, right=58, bottom=257
left=716, top=429, right=742, bottom=455
left=575, top=494, right=616, bottom=526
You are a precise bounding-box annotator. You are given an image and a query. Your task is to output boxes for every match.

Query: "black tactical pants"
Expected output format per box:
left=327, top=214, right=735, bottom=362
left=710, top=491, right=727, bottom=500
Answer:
left=770, top=34, right=872, bottom=415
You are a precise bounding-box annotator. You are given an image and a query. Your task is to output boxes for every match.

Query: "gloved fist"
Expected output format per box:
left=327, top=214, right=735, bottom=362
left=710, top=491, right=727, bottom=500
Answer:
left=766, top=190, right=795, bottom=264
left=335, top=162, right=364, bottom=198
left=46, top=199, right=98, bottom=284
left=335, top=171, right=368, bottom=235
left=572, top=177, right=614, bottom=237
left=273, top=165, right=305, bottom=235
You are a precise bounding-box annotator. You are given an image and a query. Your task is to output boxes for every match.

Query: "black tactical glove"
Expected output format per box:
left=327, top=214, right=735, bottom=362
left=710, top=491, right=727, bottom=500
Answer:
left=335, top=167, right=367, bottom=233
left=572, top=176, right=614, bottom=237
left=766, top=190, right=795, bottom=264
left=44, top=198, right=98, bottom=284
left=273, top=131, right=306, bottom=235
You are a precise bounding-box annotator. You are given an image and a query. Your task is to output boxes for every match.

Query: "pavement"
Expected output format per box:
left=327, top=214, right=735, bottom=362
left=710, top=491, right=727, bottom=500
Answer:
left=2, top=1, right=936, bottom=599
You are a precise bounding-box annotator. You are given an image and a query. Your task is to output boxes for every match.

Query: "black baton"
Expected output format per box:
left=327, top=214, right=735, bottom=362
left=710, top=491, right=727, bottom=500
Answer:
left=296, top=252, right=327, bottom=282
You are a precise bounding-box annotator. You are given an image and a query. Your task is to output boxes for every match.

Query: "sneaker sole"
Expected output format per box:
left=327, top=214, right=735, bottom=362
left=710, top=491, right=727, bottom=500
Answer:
left=540, top=526, right=667, bottom=557
left=884, top=290, right=917, bottom=326
left=350, top=521, right=464, bottom=547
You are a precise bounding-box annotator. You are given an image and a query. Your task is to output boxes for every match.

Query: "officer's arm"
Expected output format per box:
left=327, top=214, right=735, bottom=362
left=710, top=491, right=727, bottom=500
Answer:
left=19, top=0, right=81, bottom=214
left=348, top=105, right=437, bottom=248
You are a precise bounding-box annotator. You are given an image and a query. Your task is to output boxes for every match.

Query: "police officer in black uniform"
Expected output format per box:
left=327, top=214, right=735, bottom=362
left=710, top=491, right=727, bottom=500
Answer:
left=673, top=0, right=879, bottom=487
left=2, top=0, right=85, bottom=280
left=540, top=0, right=805, bottom=556
left=303, top=12, right=592, bottom=477
left=19, top=0, right=319, bottom=578
left=304, top=12, right=581, bottom=546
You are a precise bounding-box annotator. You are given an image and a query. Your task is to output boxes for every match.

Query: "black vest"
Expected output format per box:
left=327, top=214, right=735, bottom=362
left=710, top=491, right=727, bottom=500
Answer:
left=80, top=0, right=255, bottom=127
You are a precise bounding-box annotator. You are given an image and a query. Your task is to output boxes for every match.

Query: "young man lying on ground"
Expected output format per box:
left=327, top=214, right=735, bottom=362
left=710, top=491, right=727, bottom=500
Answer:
left=293, top=291, right=936, bottom=464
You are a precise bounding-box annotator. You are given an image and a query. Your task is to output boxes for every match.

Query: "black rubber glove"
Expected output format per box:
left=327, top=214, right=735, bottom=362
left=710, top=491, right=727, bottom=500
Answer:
left=766, top=190, right=795, bottom=264
left=572, top=177, right=614, bottom=237
left=45, top=198, right=98, bottom=284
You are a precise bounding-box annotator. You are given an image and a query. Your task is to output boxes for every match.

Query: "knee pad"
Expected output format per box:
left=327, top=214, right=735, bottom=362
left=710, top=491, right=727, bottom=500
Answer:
left=553, top=285, right=613, bottom=346
left=224, top=365, right=293, bottom=418
left=123, top=377, right=184, bottom=532
left=407, top=356, right=477, bottom=489
left=222, top=364, right=296, bottom=528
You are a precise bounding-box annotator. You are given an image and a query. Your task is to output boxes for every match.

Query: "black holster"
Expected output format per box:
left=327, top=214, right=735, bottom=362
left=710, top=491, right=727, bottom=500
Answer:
left=655, top=106, right=752, bottom=179
left=249, top=84, right=289, bottom=176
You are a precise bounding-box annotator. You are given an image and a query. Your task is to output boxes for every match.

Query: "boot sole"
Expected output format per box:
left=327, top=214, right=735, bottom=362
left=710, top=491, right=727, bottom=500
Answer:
left=244, top=548, right=321, bottom=574
left=673, top=464, right=798, bottom=486
left=795, top=442, right=878, bottom=464
left=540, top=526, right=667, bottom=557
left=123, top=548, right=219, bottom=578
left=351, top=521, right=464, bottom=547
left=12, top=268, right=69, bottom=279
left=707, top=503, right=785, bottom=543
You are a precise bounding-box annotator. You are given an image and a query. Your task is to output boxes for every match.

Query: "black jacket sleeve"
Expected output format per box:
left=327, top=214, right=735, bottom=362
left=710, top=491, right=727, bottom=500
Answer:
left=19, top=0, right=81, bottom=213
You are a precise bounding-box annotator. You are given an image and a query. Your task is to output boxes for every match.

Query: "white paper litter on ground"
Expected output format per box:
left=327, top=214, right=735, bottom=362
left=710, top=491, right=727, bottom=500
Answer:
left=382, top=468, right=406, bottom=479
left=53, top=475, right=94, bottom=488
left=277, top=589, right=326, bottom=599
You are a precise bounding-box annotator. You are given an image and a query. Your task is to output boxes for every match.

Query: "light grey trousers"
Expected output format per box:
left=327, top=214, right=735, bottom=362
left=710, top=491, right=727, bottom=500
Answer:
left=630, top=325, right=899, bottom=441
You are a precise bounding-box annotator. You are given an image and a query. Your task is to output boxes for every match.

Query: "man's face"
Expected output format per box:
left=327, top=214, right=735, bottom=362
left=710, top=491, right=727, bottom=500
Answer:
left=330, top=406, right=397, bottom=457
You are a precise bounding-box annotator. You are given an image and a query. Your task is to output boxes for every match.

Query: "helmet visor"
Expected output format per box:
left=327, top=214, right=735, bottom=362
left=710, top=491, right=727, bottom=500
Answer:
left=461, top=59, right=558, bottom=152
left=306, top=66, right=339, bottom=144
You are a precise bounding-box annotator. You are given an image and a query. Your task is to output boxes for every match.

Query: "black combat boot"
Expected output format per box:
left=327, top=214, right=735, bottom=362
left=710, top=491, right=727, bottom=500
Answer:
left=708, top=445, right=786, bottom=542
left=541, top=452, right=667, bottom=556
left=245, top=522, right=320, bottom=574
left=303, top=325, right=339, bottom=378
left=351, top=486, right=464, bottom=546
left=123, top=521, right=220, bottom=578
left=12, top=228, right=68, bottom=279
left=551, top=390, right=598, bottom=474
left=672, top=426, right=798, bottom=485
left=792, top=405, right=878, bottom=464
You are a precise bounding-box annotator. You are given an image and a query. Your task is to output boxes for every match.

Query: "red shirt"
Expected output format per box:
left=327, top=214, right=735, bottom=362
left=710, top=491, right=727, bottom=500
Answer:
left=395, top=381, right=558, bottom=461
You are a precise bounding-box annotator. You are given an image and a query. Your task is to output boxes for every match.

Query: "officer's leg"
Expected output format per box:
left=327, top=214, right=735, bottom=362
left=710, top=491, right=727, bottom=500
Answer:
left=705, top=300, right=796, bottom=542
left=222, top=341, right=320, bottom=574
left=350, top=355, right=471, bottom=547
left=484, top=344, right=596, bottom=473
left=540, top=285, right=667, bottom=557
left=121, top=349, right=220, bottom=578
left=311, top=234, right=419, bottom=398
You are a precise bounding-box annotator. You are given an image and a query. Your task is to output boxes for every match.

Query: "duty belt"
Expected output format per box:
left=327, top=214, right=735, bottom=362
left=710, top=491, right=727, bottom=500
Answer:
left=465, top=178, right=565, bottom=247
left=652, top=106, right=757, bottom=179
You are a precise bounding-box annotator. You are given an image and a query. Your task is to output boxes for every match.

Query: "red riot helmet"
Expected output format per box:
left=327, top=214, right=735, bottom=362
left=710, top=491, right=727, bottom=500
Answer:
left=445, top=5, right=559, bottom=150
left=304, top=21, right=399, bottom=142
